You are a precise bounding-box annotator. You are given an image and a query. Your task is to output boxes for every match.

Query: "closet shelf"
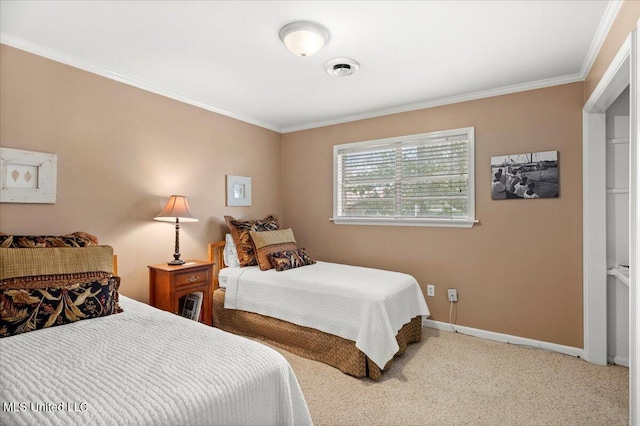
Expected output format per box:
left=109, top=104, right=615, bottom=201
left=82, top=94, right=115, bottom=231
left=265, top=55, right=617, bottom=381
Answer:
left=606, top=137, right=630, bottom=144
left=606, top=188, right=630, bottom=194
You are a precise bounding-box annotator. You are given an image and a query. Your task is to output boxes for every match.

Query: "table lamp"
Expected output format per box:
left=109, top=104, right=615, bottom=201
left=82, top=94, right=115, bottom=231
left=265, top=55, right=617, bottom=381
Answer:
left=154, top=195, right=198, bottom=265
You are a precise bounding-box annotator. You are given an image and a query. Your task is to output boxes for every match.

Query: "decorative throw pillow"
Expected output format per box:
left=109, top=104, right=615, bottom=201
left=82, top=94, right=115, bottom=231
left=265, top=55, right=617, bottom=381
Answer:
left=249, top=228, right=298, bottom=271
left=0, top=232, right=98, bottom=248
left=268, top=248, right=316, bottom=271
left=0, top=246, right=114, bottom=281
left=225, top=215, right=279, bottom=267
left=0, top=276, right=122, bottom=338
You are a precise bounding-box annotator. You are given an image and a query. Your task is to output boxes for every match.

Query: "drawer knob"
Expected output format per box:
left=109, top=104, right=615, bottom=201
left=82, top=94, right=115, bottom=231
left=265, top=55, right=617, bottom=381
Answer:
left=187, top=275, right=199, bottom=282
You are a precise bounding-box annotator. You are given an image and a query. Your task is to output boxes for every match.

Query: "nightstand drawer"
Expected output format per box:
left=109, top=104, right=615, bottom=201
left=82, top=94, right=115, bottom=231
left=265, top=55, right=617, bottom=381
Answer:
left=175, top=268, right=209, bottom=287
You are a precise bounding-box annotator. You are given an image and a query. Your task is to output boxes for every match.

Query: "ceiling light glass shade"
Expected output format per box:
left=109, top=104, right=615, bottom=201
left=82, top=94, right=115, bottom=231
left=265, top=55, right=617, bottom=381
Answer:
left=279, top=21, right=330, bottom=57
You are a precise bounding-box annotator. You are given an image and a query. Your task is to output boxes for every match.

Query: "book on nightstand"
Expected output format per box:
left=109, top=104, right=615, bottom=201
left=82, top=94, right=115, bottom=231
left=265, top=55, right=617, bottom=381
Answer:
left=181, top=292, right=203, bottom=321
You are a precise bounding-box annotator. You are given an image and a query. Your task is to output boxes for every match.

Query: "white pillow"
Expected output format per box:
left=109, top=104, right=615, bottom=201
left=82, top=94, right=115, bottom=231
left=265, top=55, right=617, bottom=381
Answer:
left=223, top=233, right=240, bottom=268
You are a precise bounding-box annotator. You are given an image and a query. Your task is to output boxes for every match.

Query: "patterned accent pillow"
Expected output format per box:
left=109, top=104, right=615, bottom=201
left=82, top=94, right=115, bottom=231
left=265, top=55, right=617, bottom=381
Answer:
left=268, top=248, right=316, bottom=272
left=249, top=228, right=298, bottom=271
left=0, top=232, right=98, bottom=248
left=224, top=215, right=279, bottom=267
left=0, top=276, right=122, bottom=338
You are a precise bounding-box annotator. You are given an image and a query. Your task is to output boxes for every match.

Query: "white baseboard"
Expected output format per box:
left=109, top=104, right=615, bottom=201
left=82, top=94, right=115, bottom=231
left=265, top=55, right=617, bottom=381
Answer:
left=422, top=319, right=584, bottom=359
left=608, top=355, right=629, bottom=367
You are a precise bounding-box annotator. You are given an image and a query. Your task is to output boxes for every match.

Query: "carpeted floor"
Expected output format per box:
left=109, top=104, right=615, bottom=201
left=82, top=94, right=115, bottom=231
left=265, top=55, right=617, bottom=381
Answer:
left=274, top=327, right=628, bottom=426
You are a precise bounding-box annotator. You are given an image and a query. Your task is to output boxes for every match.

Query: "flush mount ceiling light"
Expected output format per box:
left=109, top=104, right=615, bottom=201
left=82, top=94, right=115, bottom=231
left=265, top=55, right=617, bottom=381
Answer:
left=325, top=58, right=360, bottom=77
left=279, top=21, right=330, bottom=57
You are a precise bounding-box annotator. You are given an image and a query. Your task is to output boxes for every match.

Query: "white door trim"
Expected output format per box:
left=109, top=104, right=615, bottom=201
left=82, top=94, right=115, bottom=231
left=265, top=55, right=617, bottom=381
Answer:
left=583, top=28, right=637, bottom=425
left=630, top=20, right=639, bottom=426
left=583, top=34, right=631, bottom=366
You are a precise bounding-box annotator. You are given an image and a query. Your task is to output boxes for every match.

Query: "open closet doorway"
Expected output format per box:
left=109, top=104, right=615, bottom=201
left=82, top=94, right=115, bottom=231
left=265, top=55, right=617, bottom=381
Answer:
left=583, top=24, right=638, bottom=423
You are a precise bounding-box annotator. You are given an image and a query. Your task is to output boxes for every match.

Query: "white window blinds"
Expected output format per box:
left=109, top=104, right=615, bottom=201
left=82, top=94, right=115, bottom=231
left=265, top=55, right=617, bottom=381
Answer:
left=333, top=127, right=475, bottom=227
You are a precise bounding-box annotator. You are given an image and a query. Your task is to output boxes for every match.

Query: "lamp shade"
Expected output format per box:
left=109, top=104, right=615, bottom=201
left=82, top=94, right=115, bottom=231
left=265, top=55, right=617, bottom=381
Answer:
left=279, top=21, right=330, bottom=57
left=154, top=195, right=199, bottom=223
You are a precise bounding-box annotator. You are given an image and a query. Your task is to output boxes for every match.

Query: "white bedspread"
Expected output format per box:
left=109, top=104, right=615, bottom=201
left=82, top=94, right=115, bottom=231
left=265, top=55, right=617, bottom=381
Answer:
left=0, top=296, right=312, bottom=426
left=222, top=261, right=430, bottom=369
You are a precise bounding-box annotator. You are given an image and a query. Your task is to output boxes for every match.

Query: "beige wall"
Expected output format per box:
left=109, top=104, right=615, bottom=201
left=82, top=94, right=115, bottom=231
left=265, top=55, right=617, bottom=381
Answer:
left=281, top=83, right=584, bottom=348
left=0, top=45, right=282, bottom=302
left=585, top=0, right=640, bottom=102
left=279, top=0, right=640, bottom=349
left=1, top=2, right=638, bottom=348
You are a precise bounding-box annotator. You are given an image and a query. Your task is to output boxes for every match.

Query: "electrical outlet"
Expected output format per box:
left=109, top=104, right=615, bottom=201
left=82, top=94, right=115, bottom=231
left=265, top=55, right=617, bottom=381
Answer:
left=427, top=285, right=435, bottom=297
left=447, top=288, right=458, bottom=302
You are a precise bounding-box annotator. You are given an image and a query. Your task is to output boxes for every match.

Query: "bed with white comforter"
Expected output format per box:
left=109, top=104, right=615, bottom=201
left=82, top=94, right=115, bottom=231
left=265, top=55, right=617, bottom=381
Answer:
left=221, top=261, right=430, bottom=369
left=0, top=296, right=312, bottom=426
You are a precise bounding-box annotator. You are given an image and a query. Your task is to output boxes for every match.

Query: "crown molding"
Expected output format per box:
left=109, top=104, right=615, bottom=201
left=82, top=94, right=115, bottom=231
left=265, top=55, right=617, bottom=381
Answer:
left=280, top=73, right=584, bottom=133
left=2, top=0, right=617, bottom=137
left=0, top=33, right=280, bottom=133
left=579, top=0, right=624, bottom=79
left=583, top=33, right=630, bottom=112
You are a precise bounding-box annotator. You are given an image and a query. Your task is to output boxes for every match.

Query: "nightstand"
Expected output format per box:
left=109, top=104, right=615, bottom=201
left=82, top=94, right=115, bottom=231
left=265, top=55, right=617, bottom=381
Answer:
left=148, top=260, right=214, bottom=326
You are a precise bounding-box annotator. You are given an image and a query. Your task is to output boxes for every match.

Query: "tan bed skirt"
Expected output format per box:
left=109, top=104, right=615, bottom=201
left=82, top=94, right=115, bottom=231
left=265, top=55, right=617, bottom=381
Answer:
left=213, top=288, right=422, bottom=379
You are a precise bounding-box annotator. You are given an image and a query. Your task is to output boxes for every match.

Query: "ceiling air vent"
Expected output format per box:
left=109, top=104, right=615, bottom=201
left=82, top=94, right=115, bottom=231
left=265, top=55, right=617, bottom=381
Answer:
left=325, top=58, right=360, bottom=77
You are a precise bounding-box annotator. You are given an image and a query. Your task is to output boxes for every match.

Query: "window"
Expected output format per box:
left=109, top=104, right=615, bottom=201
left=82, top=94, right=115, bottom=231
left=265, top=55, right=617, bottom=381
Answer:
left=332, top=127, right=475, bottom=227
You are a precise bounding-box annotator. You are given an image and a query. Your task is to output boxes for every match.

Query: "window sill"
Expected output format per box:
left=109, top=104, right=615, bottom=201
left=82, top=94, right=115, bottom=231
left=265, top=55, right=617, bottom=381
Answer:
left=330, top=217, right=478, bottom=228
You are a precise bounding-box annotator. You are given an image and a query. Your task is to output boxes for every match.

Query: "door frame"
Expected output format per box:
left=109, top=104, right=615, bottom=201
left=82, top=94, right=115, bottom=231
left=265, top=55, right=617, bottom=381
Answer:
left=582, top=27, right=638, bottom=423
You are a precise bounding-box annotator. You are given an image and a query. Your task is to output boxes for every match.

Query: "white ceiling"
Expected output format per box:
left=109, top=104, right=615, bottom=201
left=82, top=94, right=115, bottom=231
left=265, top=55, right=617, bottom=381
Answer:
left=0, top=1, right=618, bottom=133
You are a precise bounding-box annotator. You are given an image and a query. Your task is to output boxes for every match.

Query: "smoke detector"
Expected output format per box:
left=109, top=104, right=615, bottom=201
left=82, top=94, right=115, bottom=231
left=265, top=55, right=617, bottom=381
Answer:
left=325, top=58, right=360, bottom=77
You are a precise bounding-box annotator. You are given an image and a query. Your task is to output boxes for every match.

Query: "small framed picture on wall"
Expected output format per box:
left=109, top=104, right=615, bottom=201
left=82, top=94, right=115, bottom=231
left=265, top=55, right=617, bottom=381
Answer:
left=491, top=151, right=559, bottom=200
left=0, top=147, right=57, bottom=204
left=226, top=175, right=252, bottom=206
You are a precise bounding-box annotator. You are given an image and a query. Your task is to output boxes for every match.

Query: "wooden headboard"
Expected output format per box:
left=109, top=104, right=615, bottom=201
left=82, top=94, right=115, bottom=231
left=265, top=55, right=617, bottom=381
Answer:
left=208, top=241, right=226, bottom=289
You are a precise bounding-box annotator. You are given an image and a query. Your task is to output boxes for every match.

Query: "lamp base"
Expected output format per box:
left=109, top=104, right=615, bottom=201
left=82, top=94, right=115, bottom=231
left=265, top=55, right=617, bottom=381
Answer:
left=168, top=259, right=185, bottom=266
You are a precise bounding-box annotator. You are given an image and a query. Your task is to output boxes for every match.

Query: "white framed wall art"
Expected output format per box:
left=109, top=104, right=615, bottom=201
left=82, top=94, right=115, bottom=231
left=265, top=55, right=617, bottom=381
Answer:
left=0, top=147, right=57, bottom=204
left=226, top=175, right=251, bottom=207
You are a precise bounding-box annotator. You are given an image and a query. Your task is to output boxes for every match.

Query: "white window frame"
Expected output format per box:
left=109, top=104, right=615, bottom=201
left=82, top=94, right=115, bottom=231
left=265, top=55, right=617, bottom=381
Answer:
left=332, top=127, right=476, bottom=228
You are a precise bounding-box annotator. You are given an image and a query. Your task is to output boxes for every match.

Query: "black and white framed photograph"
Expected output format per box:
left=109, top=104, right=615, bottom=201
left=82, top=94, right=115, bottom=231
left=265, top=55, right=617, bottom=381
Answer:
left=491, top=150, right=559, bottom=200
